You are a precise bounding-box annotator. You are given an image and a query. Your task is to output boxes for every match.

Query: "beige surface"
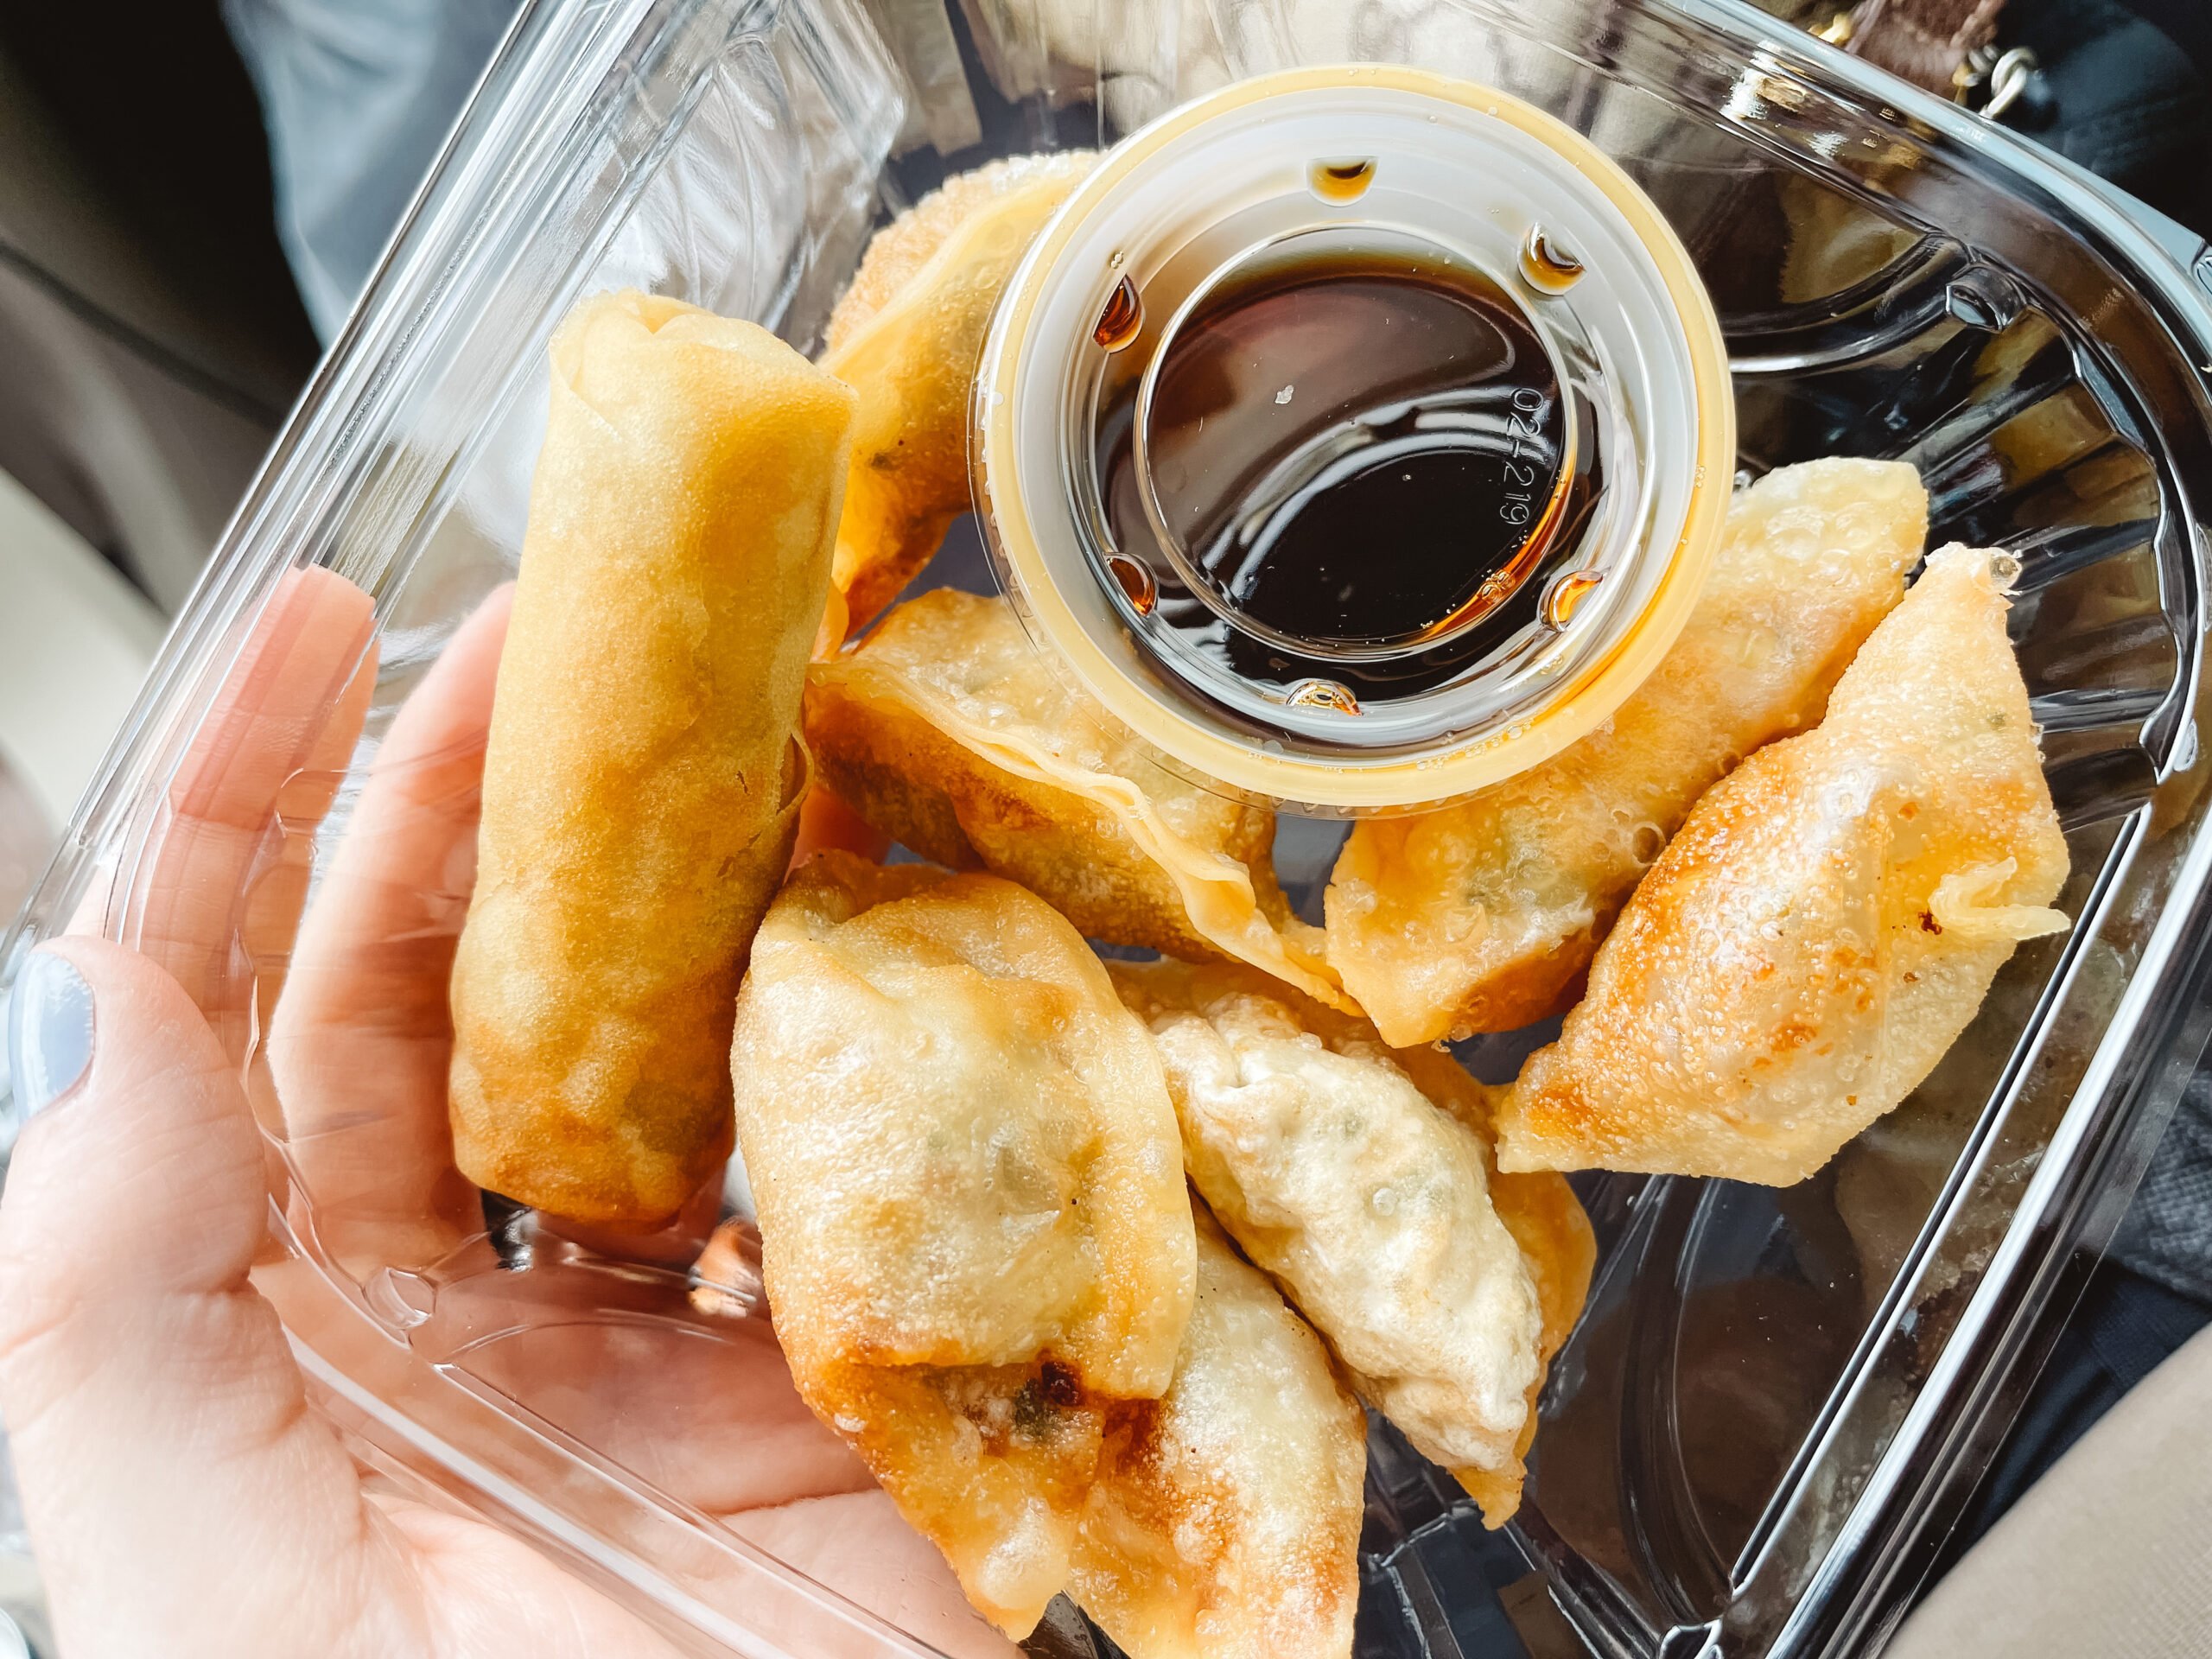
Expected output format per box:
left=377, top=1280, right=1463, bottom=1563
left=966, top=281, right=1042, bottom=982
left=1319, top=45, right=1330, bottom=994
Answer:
left=1887, top=1321, right=2212, bottom=1659
left=0, top=467, right=164, bottom=827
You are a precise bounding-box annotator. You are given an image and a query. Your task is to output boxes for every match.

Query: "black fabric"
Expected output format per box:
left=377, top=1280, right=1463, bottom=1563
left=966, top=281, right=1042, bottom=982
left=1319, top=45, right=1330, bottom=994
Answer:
left=2111, top=1070, right=2212, bottom=1306
left=2001, top=0, right=2212, bottom=236
left=2113, top=0, right=2212, bottom=92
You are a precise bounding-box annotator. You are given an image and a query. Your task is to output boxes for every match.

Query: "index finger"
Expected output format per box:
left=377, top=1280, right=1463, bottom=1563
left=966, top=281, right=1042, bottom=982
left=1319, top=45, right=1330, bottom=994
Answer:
left=270, top=585, right=515, bottom=1267
left=111, top=567, right=378, bottom=1051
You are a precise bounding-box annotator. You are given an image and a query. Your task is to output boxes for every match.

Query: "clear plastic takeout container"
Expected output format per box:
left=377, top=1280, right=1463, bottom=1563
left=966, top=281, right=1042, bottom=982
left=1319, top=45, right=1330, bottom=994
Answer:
left=8, top=0, right=2212, bottom=1655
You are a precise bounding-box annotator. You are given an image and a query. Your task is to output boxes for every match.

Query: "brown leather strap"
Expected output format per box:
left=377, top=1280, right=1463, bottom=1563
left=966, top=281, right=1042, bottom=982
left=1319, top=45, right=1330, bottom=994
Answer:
left=1842, top=0, right=2007, bottom=96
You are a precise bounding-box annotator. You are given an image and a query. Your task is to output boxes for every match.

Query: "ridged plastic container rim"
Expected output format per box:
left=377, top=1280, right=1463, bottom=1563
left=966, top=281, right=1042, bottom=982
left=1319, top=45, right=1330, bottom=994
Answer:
left=976, top=63, right=1738, bottom=810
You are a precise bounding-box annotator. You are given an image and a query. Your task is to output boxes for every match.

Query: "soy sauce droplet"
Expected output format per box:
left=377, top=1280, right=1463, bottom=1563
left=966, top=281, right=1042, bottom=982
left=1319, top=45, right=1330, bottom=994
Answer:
left=1094, top=276, right=1142, bottom=351
left=1518, top=226, right=1584, bottom=296
left=1544, top=569, right=1603, bottom=627
left=1308, top=157, right=1376, bottom=204
left=1108, top=554, right=1158, bottom=615
left=1287, top=678, right=1362, bottom=715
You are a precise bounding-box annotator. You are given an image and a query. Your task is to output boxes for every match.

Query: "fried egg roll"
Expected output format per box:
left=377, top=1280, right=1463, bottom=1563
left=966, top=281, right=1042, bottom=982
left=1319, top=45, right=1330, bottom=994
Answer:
left=448, top=289, right=854, bottom=1225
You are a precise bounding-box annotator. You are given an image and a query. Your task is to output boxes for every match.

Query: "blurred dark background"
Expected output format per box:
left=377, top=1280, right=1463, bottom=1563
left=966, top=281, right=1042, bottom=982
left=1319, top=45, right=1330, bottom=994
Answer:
left=0, top=1, right=317, bottom=613
left=3, top=0, right=2209, bottom=615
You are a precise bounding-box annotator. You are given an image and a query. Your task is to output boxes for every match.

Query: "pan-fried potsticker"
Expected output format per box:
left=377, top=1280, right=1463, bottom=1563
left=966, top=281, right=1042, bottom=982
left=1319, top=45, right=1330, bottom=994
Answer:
left=1069, top=1204, right=1368, bottom=1659
left=805, top=588, right=1345, bottom=1008
left=1326, top=457, right=1929, bottom=1045
left=1112, top=961, right=1595, bottom=1525
left=732, top=855, right=1193, bottom=1633
left=1468, top=1147, right=1599, bottom=1524
left=1497, top=545, right=2069, bottom=1185
left=822, top=153, right=1095, bottom=637
left=732, top=855, right=1367, bottom=1653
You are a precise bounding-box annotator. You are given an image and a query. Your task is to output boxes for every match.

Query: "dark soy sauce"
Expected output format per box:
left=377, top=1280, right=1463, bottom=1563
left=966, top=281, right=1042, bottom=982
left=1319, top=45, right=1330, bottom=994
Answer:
left=1308, top=157, right=1376, bottom=203
left=1118, top=235, right=1568, bottom=656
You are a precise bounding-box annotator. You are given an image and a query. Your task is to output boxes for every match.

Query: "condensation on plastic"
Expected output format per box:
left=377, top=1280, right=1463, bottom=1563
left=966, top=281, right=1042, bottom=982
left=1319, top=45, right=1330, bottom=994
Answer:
left=3, top=2, right=2212, bottom=1657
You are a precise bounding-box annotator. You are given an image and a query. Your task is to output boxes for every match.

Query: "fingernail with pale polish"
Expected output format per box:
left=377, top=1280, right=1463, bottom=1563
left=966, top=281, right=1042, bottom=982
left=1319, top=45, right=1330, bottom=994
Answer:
left=9, top=952, right=94, bottom=1118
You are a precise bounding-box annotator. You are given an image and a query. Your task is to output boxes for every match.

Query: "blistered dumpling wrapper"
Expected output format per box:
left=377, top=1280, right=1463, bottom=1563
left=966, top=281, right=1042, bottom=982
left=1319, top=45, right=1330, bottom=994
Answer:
left=730, top=854, right=1196, bottom=1634
left=1069, top=1201, right=1367, bottom=1659
left=1112, top=960, right=1595, bottom=1525
left=1328, top=457, right=1929, bottom=1045
left=820, top=152, right=1095, bottom=635
left=1498, top=545, right=2071, bottom=1185
left=448, top=290, right=852, bottom=1225
left=805, top=588, right=1349, bottom=1008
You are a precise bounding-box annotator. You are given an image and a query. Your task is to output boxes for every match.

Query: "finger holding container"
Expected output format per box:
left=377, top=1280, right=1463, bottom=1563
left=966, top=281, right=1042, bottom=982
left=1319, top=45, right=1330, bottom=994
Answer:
left=448, top=289, right=855, bottom=1227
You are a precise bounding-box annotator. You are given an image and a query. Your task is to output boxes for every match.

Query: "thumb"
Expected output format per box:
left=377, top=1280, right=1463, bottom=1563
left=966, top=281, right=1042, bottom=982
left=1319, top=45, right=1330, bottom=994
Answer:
left=0, top=939, right=413, bottom=1659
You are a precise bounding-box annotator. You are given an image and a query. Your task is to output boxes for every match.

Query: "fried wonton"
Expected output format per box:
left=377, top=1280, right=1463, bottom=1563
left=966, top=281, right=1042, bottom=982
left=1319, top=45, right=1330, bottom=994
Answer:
left=1327, top=457, right=1929, bottom=1045
left=1070, top=1203, right=1367, bottom=1659
left=1497, top=545, right=2070, bottom=1185
left=822, top=152, right=1095, bottom=634
left=1112, top=960, right=1595, bottom=1524
left=448, top=290, right=852, bottom=1224
left=731, top=853, right=1194, bottom=1634
left=806, top=588, right=1347, bottom=1008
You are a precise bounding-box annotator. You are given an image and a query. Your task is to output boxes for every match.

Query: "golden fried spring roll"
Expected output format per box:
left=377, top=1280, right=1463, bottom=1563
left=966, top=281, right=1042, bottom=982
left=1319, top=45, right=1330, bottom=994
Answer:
left=448, top=289, right=854, bottom=1225
left=807, top=588, right=1348, bottom=1008
left=1327, top=457, right=1929, bottom=1044
left=823, top=152, right=1095, bottom=633
left=1497, top=545, right=2070, bottom=1185
left=1111, top=960, right=1594, bottom=1526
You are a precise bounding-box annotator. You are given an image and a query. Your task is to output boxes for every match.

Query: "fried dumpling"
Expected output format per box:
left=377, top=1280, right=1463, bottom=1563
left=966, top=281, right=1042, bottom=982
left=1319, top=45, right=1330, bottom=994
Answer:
left=1112, top=960, right=1595, bottom=1524
left=806, top=588, right=1346, bottom=1008
left=1326, top=457, right=1929, bottom=1045
left=1497, top=545, right=2070, bottom=1185
left=1070, top=1203, right=1367, bottom=1659
left=1465, top=1150, right=1598, bottom=1524
left=822, top=152, right=1094, bottom=634
left=731, top=853, right=1194, bottom=1633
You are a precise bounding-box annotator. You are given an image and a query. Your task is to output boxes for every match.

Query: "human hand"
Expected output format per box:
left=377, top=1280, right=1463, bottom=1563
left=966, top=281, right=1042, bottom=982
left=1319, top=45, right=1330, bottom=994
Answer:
left=0, top=568, right=1007, bottom=1659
